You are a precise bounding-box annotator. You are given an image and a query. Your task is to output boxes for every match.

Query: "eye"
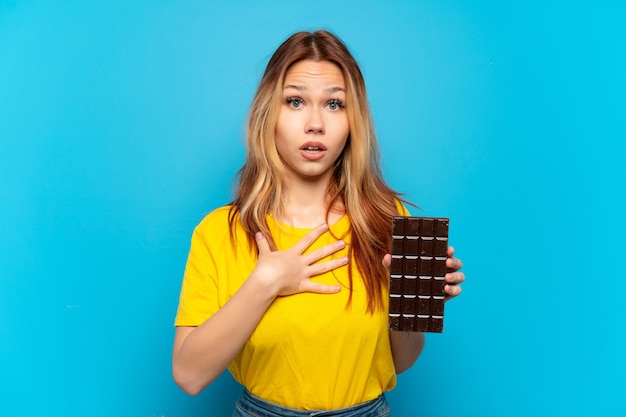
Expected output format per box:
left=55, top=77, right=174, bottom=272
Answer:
left=327, top=99, right=345, bottom=111
left=286, top=97, right=304, bottom=109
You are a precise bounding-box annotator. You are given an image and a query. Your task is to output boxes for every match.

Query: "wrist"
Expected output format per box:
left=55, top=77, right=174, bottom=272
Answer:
left=246, top=270, right=281, bottom=301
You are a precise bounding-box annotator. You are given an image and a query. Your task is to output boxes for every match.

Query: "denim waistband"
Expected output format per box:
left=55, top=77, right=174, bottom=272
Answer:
left=233, top=390, right=390, bottom=417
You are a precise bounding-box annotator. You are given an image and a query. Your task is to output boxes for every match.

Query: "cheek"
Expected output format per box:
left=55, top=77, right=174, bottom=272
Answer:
left=275, top=111, right=299, bottom=140
left=338, top=119, right=350, bottom=144
left=274, top=115, right=287, bottom=150
left=274, top=116, right=298, bottom=158
left=338, top=136, right=349, bottom=155
left=339, top=112, right=349, bottom=133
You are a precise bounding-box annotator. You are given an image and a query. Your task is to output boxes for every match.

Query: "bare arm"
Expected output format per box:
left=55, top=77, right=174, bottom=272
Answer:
left=172, top=224, right=348, bottom=395
left=172, top=276, right=276, bottom=395
left=390, top=331, right=426, bottom=374
left=385, top=246, right=464, bottom=374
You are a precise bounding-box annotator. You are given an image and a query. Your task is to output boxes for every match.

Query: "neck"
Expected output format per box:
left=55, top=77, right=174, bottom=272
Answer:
left=279, top=174, right=344, bottom=228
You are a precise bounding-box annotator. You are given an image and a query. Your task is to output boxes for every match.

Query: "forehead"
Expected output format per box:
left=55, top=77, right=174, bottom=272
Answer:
left=283, top=60, right=345, bottom=87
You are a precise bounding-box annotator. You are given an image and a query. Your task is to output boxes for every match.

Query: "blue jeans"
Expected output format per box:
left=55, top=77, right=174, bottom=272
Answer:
left=232, top=390, right=390, bottom=417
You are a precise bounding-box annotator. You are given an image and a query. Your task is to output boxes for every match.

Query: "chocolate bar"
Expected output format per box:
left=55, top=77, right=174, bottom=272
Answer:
left=389, top=216, right=449, bottom=333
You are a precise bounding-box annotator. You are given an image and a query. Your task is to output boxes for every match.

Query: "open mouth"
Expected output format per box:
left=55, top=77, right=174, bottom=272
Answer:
left=300, top=142, right=327, bottom=160
left=302, top=146, right=324, bottom=152
left=300, top=142, right=327, bottom=152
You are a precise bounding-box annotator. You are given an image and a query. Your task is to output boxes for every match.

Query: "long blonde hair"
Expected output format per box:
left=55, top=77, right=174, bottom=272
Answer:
left=230, top=30, right=404, bottom=312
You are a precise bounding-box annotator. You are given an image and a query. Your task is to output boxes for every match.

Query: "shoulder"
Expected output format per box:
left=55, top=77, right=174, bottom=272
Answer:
left=196, top=205, right=233, bottom=229
left=191, top=205, right=238, bottom=242
left=394, top=199, right=412, bottom=216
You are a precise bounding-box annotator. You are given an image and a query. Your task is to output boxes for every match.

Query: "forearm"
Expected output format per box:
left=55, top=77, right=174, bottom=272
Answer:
left=172, top=274, right=277, bottom=395
left=389, top=331, right=425, bottom=374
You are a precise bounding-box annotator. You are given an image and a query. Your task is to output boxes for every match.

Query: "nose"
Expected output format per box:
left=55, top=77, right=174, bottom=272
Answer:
left=305, top=107, right=324, bottom=134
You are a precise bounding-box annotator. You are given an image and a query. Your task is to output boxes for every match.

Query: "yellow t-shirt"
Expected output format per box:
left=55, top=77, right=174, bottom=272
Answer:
left=175, top=206, right=399, bottom=410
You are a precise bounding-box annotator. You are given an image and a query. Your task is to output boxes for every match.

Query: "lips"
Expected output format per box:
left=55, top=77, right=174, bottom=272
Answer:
left=300, top=142, right=327, bottom=160
left=300, top=142, right=327, bottom=152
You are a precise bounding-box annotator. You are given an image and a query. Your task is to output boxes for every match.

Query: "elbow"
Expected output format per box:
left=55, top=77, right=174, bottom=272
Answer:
left=390, top=331, right=426, bottom=374
left=172, top=370, right=201, bottom=396
left=172, top=364, right=215, bottom=396
left=177, top=382, right=203, bottom=397
left=394, top=357, right=418, bottom=375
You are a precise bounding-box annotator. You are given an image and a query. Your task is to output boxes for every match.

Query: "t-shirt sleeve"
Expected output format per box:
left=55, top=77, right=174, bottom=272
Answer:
left=174, top=224, right=220, bottom=327
left=396, top=199, right=411, bottom=216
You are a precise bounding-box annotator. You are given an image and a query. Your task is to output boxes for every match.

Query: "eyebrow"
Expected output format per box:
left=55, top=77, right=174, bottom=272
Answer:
left=283, top=84, right=346, bottom=93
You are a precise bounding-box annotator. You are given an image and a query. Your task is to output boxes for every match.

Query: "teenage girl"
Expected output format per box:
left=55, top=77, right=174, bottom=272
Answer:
left=172, top=30, right=465, bottom=416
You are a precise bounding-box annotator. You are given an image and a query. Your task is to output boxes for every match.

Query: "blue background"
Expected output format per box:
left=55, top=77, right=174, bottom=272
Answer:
left=1, top=1, right=625, bottom=416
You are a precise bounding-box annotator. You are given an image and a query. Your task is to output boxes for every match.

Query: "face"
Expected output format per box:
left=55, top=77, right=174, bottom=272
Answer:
left=275, top=59, right=349, bottom=185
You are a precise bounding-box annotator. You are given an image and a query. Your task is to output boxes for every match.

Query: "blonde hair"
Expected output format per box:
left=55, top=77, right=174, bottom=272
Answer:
left=230, top=30, right=404, bottom=312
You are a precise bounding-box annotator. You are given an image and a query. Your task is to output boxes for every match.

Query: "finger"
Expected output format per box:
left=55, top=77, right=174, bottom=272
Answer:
left=381, top=254, right=391, bottom=270
left=291, top=224, right=329, bottom=254
left=444, top=283, right=462, bottom=299
left=446, top=271, right=465, bottom=284
left=306, top=256, right=349, bottom=277
left=446, top=256, right=463, bottom=272
left=255, top=232, right=271, bottom=255
left=300, top=280, right=341, bottom=294
left=302, top=239, right=346, bottom=265
left=447, top=245, right=455, bottom=257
